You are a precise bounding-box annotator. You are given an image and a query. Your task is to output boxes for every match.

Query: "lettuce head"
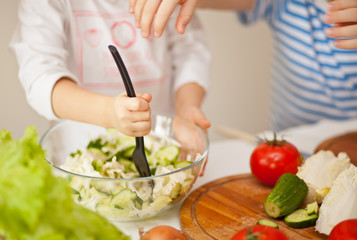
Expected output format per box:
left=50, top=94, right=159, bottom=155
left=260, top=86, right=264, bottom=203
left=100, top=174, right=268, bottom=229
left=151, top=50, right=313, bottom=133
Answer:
left=0, top=126, right=130, bottom=240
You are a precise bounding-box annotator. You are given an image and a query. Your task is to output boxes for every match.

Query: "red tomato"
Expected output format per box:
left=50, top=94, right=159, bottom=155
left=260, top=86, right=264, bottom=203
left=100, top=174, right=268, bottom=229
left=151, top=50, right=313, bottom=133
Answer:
left=231, top=225, right=288, bottom=240
left=250, top=135, right=302, bottom=186
left=328, top=219, right=357, bottom=240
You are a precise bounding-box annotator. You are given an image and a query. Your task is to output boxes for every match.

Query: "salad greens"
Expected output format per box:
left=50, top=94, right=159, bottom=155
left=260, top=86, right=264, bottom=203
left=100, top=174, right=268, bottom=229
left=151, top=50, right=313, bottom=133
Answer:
left=60, top=130, right=196, bottom=220
left=0, top=126, right=130, bottom=240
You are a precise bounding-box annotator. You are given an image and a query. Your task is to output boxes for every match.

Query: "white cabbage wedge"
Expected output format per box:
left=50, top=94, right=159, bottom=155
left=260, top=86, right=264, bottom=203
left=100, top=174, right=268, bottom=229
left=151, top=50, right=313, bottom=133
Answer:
left=296, top=150, right=351, bottom=204
left=315, top=165, right=357, bottom=235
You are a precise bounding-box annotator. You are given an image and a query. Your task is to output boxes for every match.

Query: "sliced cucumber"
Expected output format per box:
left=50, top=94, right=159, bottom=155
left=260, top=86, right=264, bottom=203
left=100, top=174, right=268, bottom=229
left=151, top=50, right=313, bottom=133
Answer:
left=169, top=183, right=182, bottom=199
left=111, top=188, right=143, bottom=210
left=79, top=187, right=86, bottom=199
left=173, top=160, right=192, bottom=169
left=72, top=188, right=81, bottom=201
left=264, top=173, right=308, bottom=218
left=70, top=149, right=82, bottom=158
left=284, top=209, right=318, bottom=228
left=118, top=158, right=133, bottom=170
left=306, top=201, right=318, bottom=216
left=120, top=146, right=150, bottom=160
left=87, top=138, right=105, bottom=149
left=150, top=167, right=157, bottom=175
left=87, top=148, right=107, bottom=159
left=156, top=145, right=180, bottom=166
left=182, top=178, right=194, bottom=193
left=150, top=195, right=172, bottom=211
left=91, top=160, right=103, bottom=172
left=96, top=203, right=131, bottom=218
left=110, top=185, right=125, bottom=195
left=121, top=146, right=135, bottom=158
left=118, top=135, right=136, bottom=146
left=257, top=219, right=279, bottom=229
left=147, top=155, right=158, bottom=167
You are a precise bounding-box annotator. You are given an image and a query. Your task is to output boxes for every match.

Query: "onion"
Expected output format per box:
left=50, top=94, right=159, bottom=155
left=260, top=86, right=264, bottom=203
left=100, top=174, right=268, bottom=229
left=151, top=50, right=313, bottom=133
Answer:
left=140, top=225, right=187, bottom=240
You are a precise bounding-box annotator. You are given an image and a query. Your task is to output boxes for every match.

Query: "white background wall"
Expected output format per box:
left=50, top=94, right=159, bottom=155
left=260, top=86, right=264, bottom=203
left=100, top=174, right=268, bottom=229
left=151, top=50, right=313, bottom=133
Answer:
left=0, top=1, right=273, bottom=140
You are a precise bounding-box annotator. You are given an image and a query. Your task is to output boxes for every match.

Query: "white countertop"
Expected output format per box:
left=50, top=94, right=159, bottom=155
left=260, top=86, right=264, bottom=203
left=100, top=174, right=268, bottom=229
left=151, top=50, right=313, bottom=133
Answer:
left=113, top=118, right=357, bottom=239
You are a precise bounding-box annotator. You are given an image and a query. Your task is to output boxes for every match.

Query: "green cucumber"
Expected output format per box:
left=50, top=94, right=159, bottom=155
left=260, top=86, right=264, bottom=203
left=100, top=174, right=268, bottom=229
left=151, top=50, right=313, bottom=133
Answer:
left=72, top=188, right=81, bottom=201
left=150, top=195, right=172, bottom=211
left=91, top=160, right=103, bottom=172
left=156, top=145, right=180, bottom=166
left=111, top=188, right=143, bottom=210
left=121, top=146, right=150, bottom=159
left=117, top=158, right=135, bottom=172
left=87, top=148, right=107, bottom=159
left=257, top=219, right=279, bottom=229
left=264, top=173, right=308, bottom=218
left=79, top=187, right=86, bottom=199
left=173, top=160, right=192, bottom=169
left=95, top=203, right=131, bottom=218
left=169, top=183, right=182, bottom=199
left=121, top=146, right=135, bottom=158
left=284, top=209, right=318, bottom=228
left=306, top=201, right=319, bottom=216
left=70, top=149, right=82, bottom=158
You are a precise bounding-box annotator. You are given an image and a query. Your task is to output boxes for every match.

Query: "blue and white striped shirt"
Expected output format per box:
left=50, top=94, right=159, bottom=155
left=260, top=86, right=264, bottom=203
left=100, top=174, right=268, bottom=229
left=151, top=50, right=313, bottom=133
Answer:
left=239, top=0, right=357, bottom=131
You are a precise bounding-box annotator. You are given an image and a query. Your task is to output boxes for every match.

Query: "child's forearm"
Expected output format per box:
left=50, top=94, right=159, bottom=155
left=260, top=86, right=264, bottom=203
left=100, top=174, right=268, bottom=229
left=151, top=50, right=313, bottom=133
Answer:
left=197, top=0, right=256, bottom=11
left=51, top=77, right=115, bottom=128
left=175, top=82, right=211, bottom=131
left=175, top=83, right=205, bottom=114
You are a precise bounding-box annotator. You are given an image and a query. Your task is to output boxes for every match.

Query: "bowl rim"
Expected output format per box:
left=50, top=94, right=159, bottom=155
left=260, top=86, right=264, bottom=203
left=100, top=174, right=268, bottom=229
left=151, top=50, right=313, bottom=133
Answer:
left=40, top=114, right=210, bottom=181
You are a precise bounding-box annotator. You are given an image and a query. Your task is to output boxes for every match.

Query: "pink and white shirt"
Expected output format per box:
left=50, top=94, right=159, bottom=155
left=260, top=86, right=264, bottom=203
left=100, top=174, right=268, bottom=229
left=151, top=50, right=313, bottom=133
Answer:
left=11, top=0, right=210, bottom=120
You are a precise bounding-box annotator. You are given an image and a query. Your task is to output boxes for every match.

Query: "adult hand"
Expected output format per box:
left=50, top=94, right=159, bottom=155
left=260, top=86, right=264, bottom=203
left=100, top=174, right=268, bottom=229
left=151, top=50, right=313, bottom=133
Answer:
left=129, top=0, right=198, bottom=38
left=111, top=92, right=152, bottom=136
left=324, top=0, right=357, bottom=49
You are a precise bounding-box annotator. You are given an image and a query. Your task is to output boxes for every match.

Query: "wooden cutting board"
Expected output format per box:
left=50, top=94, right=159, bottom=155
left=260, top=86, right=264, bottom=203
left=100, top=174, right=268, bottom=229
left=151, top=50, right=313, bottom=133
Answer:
left=180, top=174, right=328, bottom=240
left=314, top=131, right=357, bottom=166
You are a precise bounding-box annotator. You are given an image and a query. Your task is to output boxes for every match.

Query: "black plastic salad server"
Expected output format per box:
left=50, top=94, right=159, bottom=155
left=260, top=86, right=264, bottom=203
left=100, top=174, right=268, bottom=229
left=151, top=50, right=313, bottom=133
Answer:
left=108, top=45, right=152, bottom=178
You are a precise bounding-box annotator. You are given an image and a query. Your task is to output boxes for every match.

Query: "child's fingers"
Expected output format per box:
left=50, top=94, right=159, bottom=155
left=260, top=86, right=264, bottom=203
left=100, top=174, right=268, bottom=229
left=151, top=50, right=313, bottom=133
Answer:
left=129, top=0, right=136, bottom=13
left=324, top=8, right=357, bottom=24
left=134, top=0, right=147, bottom=28
left=124, top=121, right=152, bottom=136
left=193, top=112, right=211, bottom=132
left=125, top=97, right=151, bottom=111
left=125, top=110, right=151, bottom=123
left=152, top=0, right=182, bottom=37
left=139, top=0, right=162, bottom=38
left=175, top=0, right=198, bottom=34
left=334, top=38, right=357, bottom=49
left=135, top=92, right=152, bottom=101
left=328, top=0, right=357, bottom=11
left=326, top=24, right=357, bottom=38
left=140, top=93, right=152, bottom=103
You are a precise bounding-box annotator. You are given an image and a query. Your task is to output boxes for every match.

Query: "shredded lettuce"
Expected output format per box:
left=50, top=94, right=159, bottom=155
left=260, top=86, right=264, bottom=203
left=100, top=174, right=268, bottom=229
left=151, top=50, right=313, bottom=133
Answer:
left=0, top=126, right=130, bottom=240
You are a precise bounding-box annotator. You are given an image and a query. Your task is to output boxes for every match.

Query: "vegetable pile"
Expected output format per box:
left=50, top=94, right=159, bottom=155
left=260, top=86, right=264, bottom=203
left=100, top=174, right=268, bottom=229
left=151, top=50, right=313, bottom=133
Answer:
left=0, top=126, right=129, bottom=240
left=260, top=148, right=357, bottom=236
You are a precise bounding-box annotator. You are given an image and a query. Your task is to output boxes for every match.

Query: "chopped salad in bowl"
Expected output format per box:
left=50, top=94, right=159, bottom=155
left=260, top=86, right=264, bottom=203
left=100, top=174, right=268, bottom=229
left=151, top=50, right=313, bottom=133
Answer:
left=40, top=113, right=209, bottom=221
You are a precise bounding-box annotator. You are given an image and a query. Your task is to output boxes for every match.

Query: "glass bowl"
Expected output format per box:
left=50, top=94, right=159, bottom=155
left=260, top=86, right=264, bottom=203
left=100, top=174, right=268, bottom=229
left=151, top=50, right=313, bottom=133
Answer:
left=40, top=113, right=209, bottom=221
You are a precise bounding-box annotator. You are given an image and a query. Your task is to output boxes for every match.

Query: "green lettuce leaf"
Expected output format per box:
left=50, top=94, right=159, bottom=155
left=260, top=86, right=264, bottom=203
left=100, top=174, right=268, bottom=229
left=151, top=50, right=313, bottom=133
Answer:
left=0, top=126, right=130, bottom=240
